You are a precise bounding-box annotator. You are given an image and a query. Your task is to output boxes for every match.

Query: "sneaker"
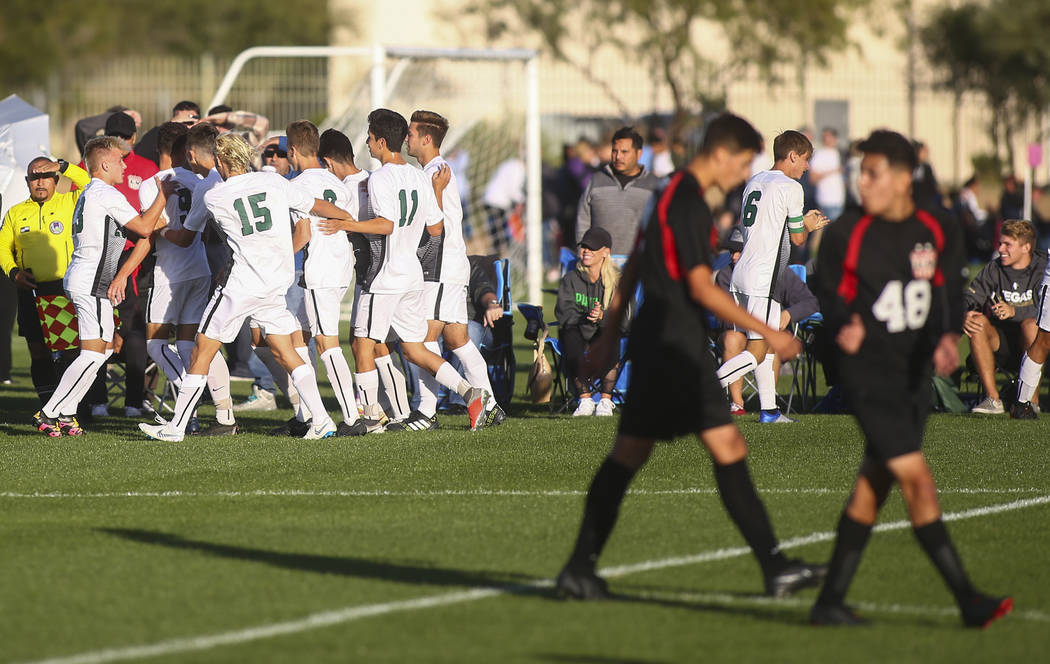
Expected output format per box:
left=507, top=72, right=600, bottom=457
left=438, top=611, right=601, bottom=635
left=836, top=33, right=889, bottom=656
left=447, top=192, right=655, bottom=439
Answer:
left=384, top=418, right=407, bottom=432
left=91, top=404, right=110, bottom=418
left=57, top=416, right=85, bottom=437
left=765, top=558, right=827, bottom=598
left=199, top=422, right=239, bottom=436
left=125, top=406, right=144, bottom=418
left=729, top=402, right=746, bottom=416
left=303, top=418, right=337, bottom=440
left=970, top=396, right=1005, bottom=414
left=595, top=398, right=616, bottom=417
left=573, top=399, right=596, bottom=417
left=810, top=602, right=868, bottom=626
left=1033, top=403, right=1041, bottom=414
left=759, top=409, right=796, bottom=424
left=33, top=410, right=62, bottom=438
left=555, top=565, right=611, bottom=600
left=336, top=420, right=369, bottom=437
left=961, top=594, right=1013, bottom=628
left=485, top=403, right=507, bottom=427
left=139, top=422, right=185, bottom=442
left=361, top=416, right=388, bottom=434
left=398, top=410, right=440, bottom=432
left=1010, top=401, right=1038, bottom=420
left=234, top=385, right=277, bottom=412
left=464, top=387, right=490, bottom=431
left=268, top=417, right=310, bottom=437
left=186, top=416, right=201, bottom=435
left=0, top=378, right=12, bottom=385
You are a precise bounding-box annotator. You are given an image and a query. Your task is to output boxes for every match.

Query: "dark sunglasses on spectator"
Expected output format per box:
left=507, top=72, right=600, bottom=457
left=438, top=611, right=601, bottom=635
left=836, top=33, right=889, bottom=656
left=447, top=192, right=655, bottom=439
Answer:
left=27, top=172, right=60, bottom=182
left=262, top=148, right=286, bottom=159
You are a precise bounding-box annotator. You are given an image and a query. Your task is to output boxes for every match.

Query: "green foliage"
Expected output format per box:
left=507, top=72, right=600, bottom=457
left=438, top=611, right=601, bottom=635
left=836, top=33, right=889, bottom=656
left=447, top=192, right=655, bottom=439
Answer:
left=0, top=0, right=333, bottom=90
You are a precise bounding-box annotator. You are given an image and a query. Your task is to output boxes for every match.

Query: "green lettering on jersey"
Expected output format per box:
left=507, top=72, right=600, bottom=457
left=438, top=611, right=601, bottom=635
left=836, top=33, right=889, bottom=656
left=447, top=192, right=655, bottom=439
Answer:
left=742, top=190, right=762, bottom=227
left=176, top=188, right=192, bottom=224
left=234, top=192, right=273, bottom=236
left=397, top=189, right=418, bottom=228
left=322, top=189, right=337, bottom=204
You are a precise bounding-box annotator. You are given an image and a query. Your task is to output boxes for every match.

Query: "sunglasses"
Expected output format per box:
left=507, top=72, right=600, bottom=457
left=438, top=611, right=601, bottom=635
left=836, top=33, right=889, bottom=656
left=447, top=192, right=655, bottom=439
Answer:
left=27, top=172, right=59, bottom=182
left=262, top=149, right=286, bottom=159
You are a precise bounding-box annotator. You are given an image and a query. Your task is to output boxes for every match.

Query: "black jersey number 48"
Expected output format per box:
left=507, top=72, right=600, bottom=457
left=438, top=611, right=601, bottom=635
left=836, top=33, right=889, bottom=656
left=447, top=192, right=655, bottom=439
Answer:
left=872, top=279, right=931, bottom=333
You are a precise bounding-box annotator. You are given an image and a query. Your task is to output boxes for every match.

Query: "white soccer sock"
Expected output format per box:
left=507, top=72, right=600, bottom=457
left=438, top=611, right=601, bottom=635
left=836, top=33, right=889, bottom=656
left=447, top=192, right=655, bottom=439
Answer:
left=452, top=342, right=493, bottom=395
left=1018, top=354, right=1043, bottom=404
left=43, top=350, right=107, bottom=418
left=320, top=347, right=359, bottom=423
left=148, top=339, right=184, bottom=390
left=295, top=345, right=311, bottom=367
left=756, top=354, right=778, bottom=411
left=356, top=369, right=380, bottom=405
left=375, top=354, right=411, bottom=419
left=167, top=373, right=208, bottom=433
left=411, top=341, right=443, bottom=417
left=254, top=345, right=296, bottom=401
left=205, top=352, right=235, bottom=425
left=717, top=350, right=759, bottom=389
left=434, top=361, right=472, bottom=398
left=175, top=340, right=196, bottom=373
left=291, top=364, right=329, bottom=429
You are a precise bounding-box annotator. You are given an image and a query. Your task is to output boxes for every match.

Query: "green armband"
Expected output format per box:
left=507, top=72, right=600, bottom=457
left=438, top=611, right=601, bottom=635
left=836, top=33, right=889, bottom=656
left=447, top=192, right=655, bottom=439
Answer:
left=787, top=215, right=804, bottom=234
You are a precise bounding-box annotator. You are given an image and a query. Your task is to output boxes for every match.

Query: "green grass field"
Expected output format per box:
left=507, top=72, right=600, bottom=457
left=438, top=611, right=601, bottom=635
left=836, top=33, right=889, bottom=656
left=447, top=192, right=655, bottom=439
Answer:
left=3, top=334, right=1050, bottom=664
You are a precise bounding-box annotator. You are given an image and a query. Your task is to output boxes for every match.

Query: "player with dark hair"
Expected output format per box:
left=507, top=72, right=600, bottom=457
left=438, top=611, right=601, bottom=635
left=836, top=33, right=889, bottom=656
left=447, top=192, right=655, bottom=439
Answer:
left=555, top=113, right=826, bottom=600
left=811, top=129, right=1011, bottom=627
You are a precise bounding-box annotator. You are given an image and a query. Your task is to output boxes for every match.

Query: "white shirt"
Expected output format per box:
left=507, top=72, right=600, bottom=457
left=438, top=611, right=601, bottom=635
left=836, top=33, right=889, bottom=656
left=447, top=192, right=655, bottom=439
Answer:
left=810, top=146, right=846, bottom=209
left=139, top=167, right=210, bottom=287
left=292, top=168, right=353, bottom=289
left=731, top=170, right=804, bottom=297
left=482, top=158, right=525, bottom=210
left=200, top=171, right=315, bottom=297
left=422, top=155, right=470, bottom=286
left=342, top=170, right=370, bottom=223
left=367, top=162, right=443, bottom=294
left=66, top=178, right=139, bottom=297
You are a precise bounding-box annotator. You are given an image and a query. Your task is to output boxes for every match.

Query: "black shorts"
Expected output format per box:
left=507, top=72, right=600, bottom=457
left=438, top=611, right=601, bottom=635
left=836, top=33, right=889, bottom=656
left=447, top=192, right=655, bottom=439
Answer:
left=843, top=371, right=931, bottom=462
left=618, top=342, right=732, bottom=441
left=16, top=280, right=65, bottom=342
left=992, top=321, right=1023, bottom=367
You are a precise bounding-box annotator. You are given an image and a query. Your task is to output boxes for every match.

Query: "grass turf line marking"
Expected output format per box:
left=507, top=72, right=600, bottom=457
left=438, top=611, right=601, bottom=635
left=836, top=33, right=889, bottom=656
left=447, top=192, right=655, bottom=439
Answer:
left=19, top=494, right=1049, bottom=664
left=2, top=487, right=1044, bottom=499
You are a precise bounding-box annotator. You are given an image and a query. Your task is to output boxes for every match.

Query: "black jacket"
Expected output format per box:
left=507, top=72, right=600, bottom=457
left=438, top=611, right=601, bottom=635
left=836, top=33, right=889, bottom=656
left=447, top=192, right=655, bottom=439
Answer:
left=965, top=252, right=1047, bottom=322
left=555, top=268, right=632, bottom=340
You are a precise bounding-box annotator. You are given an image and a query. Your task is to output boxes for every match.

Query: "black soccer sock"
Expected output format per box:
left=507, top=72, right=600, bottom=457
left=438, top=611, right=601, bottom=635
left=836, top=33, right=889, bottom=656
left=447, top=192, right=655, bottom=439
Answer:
left=713, top=459, right=787, bottom=576
left=816, top=512, right=873, bottom=606
left=914, top=519, right=977, bottom=605
left=566, top=457, right=636, bottom=572
left=31, top=355, right=59, bottom=404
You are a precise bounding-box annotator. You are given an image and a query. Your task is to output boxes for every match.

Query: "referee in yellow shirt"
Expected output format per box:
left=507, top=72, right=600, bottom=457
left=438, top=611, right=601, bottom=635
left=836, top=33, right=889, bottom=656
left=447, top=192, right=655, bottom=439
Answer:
left=0, top=157, right=90, bottom=404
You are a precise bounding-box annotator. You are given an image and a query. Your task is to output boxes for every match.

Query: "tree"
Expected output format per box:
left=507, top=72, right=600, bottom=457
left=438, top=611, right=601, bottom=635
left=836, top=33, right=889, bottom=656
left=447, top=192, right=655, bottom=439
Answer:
left=455, top=0, right=871, bottom=135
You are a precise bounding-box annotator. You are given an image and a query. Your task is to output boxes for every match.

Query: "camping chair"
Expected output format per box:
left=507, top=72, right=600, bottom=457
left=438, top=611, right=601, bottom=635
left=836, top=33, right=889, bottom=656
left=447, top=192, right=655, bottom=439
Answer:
left=785, top=264, right=823, bottom=414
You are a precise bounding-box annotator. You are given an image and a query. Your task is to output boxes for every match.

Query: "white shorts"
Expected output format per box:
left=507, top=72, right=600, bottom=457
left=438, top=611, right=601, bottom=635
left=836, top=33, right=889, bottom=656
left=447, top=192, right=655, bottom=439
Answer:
left=732, top=292, right=782, bottom=340
left=304, top=286, right=348, bottom=337
left=1038, top=282, right=1050, bottom=332
left=69, top=291, right=115, bottom=342
left=423, top=282, right=468, bottom=324
left=147, top=277, right=210, bottom=326
left=250, top=282, right=309, bottom=333
left=353, top=290, right=428, bottom=343
left=199, top=287, right=301, bottom=343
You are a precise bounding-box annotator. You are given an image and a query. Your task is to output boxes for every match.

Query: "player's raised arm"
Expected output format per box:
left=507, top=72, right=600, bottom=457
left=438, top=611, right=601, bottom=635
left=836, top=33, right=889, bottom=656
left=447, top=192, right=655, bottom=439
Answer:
left=123, top=176, right=177, bottom=237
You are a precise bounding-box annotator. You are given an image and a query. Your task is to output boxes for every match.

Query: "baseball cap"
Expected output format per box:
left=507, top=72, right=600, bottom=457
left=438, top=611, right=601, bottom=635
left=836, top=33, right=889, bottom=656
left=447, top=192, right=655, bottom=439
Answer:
left=722, top=226, right=744, bottom=253
left=262, top=138, right=287, bottom=159
left=579, top=227, right=612, bottom=250
left=105, top=112, right=137, bottom=139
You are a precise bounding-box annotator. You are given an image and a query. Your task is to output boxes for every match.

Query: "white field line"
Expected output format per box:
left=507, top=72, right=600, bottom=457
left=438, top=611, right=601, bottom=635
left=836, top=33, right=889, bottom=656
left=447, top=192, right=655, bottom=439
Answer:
left=0, top=487, right=1045, bottom=499
left=17, top=494, right=1050, bottom=664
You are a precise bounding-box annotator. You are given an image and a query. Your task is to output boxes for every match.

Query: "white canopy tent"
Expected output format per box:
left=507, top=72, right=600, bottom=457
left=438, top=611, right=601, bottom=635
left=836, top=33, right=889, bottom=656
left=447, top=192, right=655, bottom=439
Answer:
left=0, top=95, right=51, bottom=220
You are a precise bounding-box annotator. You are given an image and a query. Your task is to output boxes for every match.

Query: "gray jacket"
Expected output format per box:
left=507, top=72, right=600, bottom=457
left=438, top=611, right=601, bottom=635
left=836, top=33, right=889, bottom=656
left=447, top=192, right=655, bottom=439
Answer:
left=576, top=164, right=659, bottom=255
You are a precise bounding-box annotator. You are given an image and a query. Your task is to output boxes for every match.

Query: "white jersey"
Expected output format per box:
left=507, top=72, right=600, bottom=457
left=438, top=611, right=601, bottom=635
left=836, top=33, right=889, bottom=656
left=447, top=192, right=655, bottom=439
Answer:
left=730, top=170, right=804, bottom=298
left=292, top=168, right=353, bottom=289
left=366, top=162, right=442, bottom=294
left=342, top=170, right=370, bottom=222
left=420, top=156, right=470, bottom=286
left=197, top=171, right=315, bottom=297
left=66, top=178, right=139, bottom=298
left=139, top=167, right=210, bottom=287
left=183, top=168, right=223, bottom=236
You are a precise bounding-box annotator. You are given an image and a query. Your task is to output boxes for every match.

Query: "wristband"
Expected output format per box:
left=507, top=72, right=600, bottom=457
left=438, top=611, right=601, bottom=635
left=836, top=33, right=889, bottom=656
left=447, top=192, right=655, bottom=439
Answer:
left=57, top=159, right=69, bottom=174
left=9, top=267, right=20, bottom=280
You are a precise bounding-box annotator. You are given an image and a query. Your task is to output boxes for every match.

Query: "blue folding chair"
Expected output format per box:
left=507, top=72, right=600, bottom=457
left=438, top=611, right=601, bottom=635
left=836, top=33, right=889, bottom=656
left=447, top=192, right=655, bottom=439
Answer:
left=785, top=264, right=823, bottom=414
left=481, top=258, right=516, bottom=408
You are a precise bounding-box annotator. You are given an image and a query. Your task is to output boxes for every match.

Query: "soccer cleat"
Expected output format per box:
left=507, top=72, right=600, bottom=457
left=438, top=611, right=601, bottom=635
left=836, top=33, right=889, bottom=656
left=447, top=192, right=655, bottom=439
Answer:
left=125, top=406, right=144, bottom=418
left=233, top=385, right=277, bottom=412
left=595, top=398, right=616, bottom=417
left=759, top=409, right=796, bottom=424
left=139, top=422, right=185, bottom=442
left=199, top=422, right=239, bottom=436
left=464, top=387, right=490, bottom=431
left=336, top=420, right=369, bottom=437
left=765, top=559, right=827, bottom=598
left=185, top=416, right=201, bottom=435
left=360, top=416, right=388, bottom=434
left=303, top=418, right=337, bottom=440
left=961, top=594, right=1013, bottom=629
left=57, top=416, right=85, bottom=437
left=91, top=403, right=110, bottom=418
left=399, top=410, right=440, bottom=432
left=555, top=565, right=611, bottom=600
left=384, top=418, right=407, bottom=432
left=1010, top=401, right=1038, bottom=420
left=485, top=403, right=507, bottom=427
left=33, top=411, right=62, bottom=438
left=810, top=602, right=868, bottom=626
left=970, top=396, right=1005, bottom=414
left=729, top=402, right=746, bottom=416
left=573, top=398, right=597, bottom=417
left=268, top=417, right=310, bottom=437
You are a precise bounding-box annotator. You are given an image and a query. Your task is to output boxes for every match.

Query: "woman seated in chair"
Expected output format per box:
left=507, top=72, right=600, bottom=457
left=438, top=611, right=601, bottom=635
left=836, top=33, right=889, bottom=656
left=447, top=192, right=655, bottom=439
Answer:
left=555, top=227, right=630, bottom=417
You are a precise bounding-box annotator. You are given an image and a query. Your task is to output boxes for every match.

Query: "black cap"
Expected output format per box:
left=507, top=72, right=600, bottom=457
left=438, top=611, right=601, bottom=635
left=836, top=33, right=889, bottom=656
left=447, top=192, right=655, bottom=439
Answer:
left=105, top=112, right=136, bottom=139
left=579, top=227, right=612, bottom=250
left=722, top=226, right=744, bottom=252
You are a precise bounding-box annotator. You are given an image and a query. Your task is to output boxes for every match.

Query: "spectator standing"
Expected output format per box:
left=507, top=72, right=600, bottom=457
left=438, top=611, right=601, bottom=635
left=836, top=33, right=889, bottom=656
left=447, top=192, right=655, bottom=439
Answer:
left=912, top=141, right=941, bottom=210
left=134, top=101, right=200, bottom=166
left=809, top=128, right=846, bottom=221
left=481, top=156, right=525, bottom=255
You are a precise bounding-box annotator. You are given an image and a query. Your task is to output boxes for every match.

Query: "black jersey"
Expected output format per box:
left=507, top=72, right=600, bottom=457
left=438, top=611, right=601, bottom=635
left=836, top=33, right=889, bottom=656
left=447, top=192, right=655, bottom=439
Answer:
left=815, top=207, right=964, bottom=383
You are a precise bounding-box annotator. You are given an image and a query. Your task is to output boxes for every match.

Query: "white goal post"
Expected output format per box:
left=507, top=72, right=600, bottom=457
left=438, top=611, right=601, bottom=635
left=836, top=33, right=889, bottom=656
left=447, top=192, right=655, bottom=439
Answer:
left=207, top=45, right=543, bottom=305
